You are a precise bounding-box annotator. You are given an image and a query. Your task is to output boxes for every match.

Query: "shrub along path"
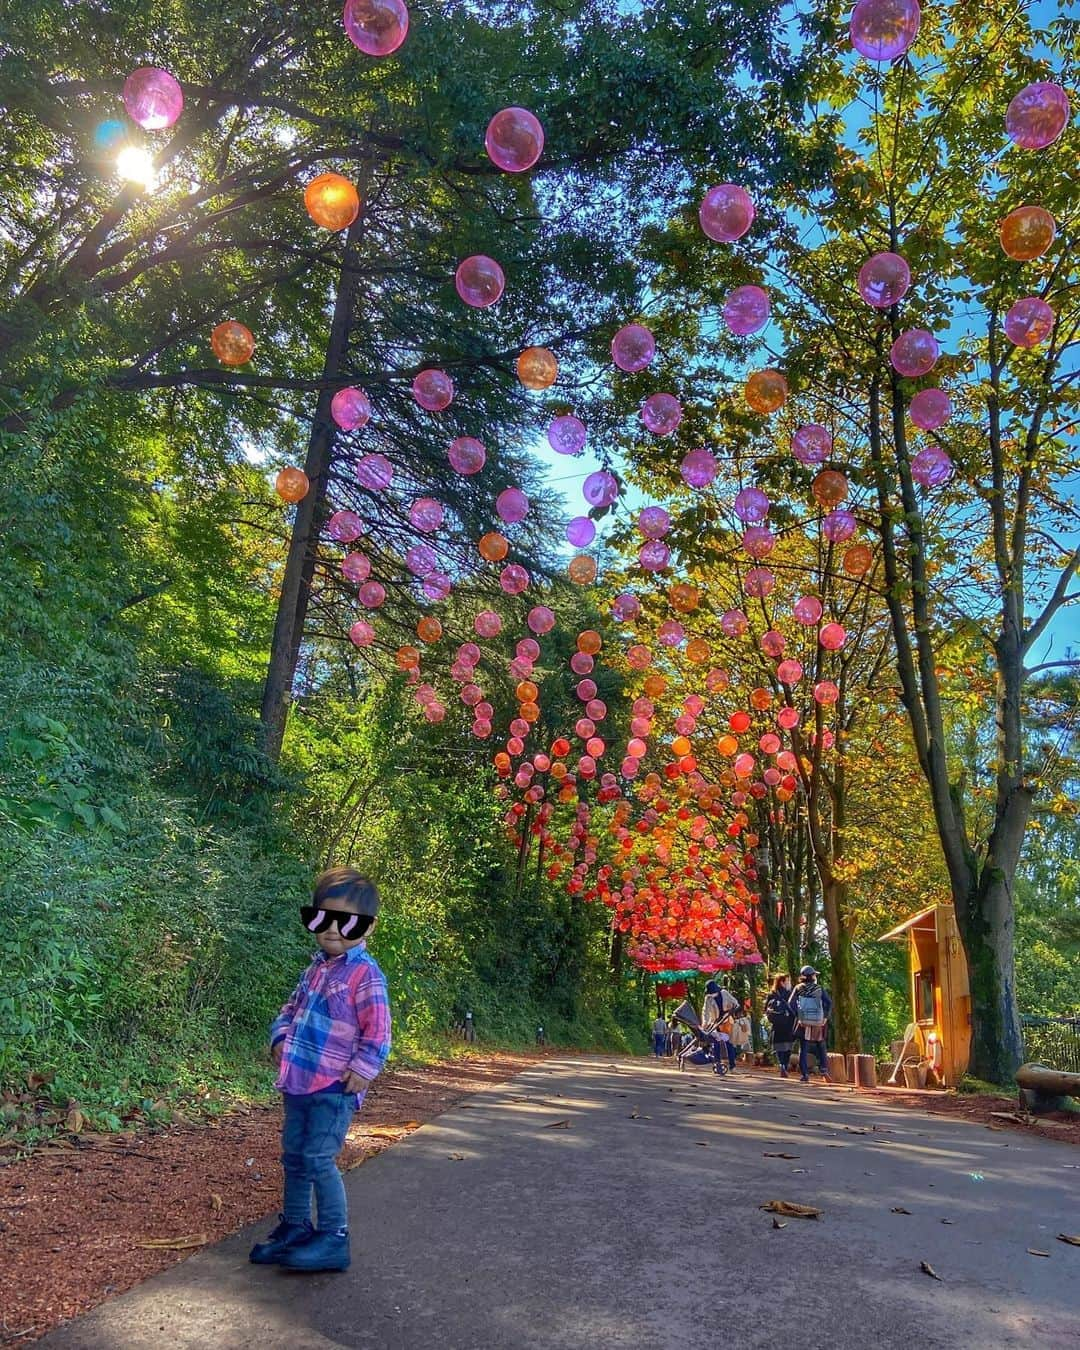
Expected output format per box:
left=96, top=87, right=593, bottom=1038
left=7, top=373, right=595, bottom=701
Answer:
left=31, top=1057, right=1080, bottom=1349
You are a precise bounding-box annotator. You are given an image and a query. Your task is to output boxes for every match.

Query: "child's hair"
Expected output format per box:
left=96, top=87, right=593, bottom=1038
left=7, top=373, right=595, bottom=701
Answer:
left=314, top=867, right=380, bottom=917
left=772, top=973, right=789, bottom=992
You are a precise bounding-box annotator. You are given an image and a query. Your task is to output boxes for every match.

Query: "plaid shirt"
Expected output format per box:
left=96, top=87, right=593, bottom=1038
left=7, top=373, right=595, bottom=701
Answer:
left=270, top=942, right=391, bottom=1105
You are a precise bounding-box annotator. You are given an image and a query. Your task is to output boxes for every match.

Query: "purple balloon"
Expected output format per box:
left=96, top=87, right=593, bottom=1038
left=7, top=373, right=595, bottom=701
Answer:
left=745, top=567, right=775, bottom=598
left=911, top=445, right=954, bottom=487
left=733, top=486, right=770, bottom=524
left=639, top=539, right=670, bottom=572
left=857, top=252, right=911, bottom=309
left=455, top=255, right=505, bottom=308
left=1005, top=82, right=1071, bottom=151
left=485, top=106, right=545, bottom=172
left=548, top=415, right=587, bottom=456
left=356, top=453, right=392, bottom=490
left=822, top=508, right=857, bottom=543
left=583, top=470, right=619, bottom=508
left=406, top=543, right=438, bottom=576
left=637, top=505, right=671, bottom=539
left=699, top=184, right=755, bottom=242
left=890, top=328, right=939, bottom=377
left=720, top=609, right=748, bottom=637
left=1003, top=296, right=1055, bottom=348
left=447, top=435, right=486, bottom=475
left=722, top=285, right=770, bottom=336
left=496, top=486, right=529, bottom=524
left=342, top=551, right=371, bottom=584
left=123, top=67, right=184, bottom=130
left=412, top=368, right=454, bottom=411
left=410, top=497, right=444, bottom=532
left=423, top=572, right=452, bottom=601
left=849, top=0, right=921, bottom=61
left=332, top=387, right=372, bottom=431
left=327, top=509, right=364, bottom=543
left=611, top=323, right=656, bottom=372
left=500, top=563, right=530, bottom=595
left=659, top=620, right=686, bottom=647
left=909, top=387, right=951, bottom=430
left=680, top=448, right=717, bottom=488
left=528, top=605, right=556, bottom=635
left=641, top=393, right=683, bottom=436
left=742, top=525, right=776, bottom=559
left=792, top=424, right=832, bottom=465
left=566, top=516, right=596, bottom=548
left=612, top=592, right=641, bottom=622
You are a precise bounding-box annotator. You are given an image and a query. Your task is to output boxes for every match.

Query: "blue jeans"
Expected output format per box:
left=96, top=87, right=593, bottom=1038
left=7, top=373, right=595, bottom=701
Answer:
left=281, top=1090, right=355, bottom=1232
left=797, top=1035, right=828, bottom=1077
left=653, top=1033, right=666, bottom=1057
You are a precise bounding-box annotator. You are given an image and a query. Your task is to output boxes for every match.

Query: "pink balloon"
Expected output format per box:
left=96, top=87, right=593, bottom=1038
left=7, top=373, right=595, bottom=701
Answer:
left=759, top=733, right=781, bottom=754
left=343, top=0, right=409, bottom=55
left=742, top=525, right=776, bottom=559
left=423, top=573, right=452, bottom=601
left=458, top=642, right=481, bottom=666
left=341, top=552, right=371, bottom=584
left=455, top=255, right=505, bottom=308
left=548, top=415, right=587, bottom=456
left=517, top=638, right=540, bottom=661
left=461, top=684, right=482, bottom=706
left=793, top=595, right=823, bottom=625
left=409, top=497, right=444, bottom=532
left=857, top=252, right=911, bottom=308
left=412, top=369, right=454, bottom=411
left=681, top=448, right=717, bottom=488
left=734, top=753, right=756, bottom=778
left=1003, top=297, right=1055, bottom=348
left=485, top=107, right=545, bottom=172
left=406, top=543, right=438, bottom=576
left=777, top=659, right=804, bottom=685
left=733, top=486, right=769, bottom=524
left=327, top=510, right=364, bottom=543
left=332, top=387, right=372, bottom=431
left=475, top=610, right=502, bottom=638
left=496, top=487, right=530, bottom=524
left=658, top=620, right=686, bottom=647
left=792, top=424, right=832, bottom=465
left=500, top=563, right=530, bottom=595
left=472, top=720, right=491, bottom=738
left=358, top=580, right=385, bottom=609
left=890, top=328, right=939, bottom=377
left=583, top=470, right=618, bottom=507
left=761, top=630, right=785, bottom=658
left=638, top=505, right=671, bottom=538
left=819, top=622, right=847, bottom=651
left=849, top=0, right=920, bottom=61
left=577, top=679, right=598, bottom=702
left=777, top=700, right=801, bottom=724
left=720, top=609, right=748, bottom=637
left=911, top=445, right=954, bottom=487
left=639, top=539, right=670, bottom=572
left=641, top=393, right=683, bottom=436
left=566, top=516, right=596, bottom=548
left=722, top=285, right=770, bottom=335
left=909, top=387, right=951, bottom=430
left=814, top=680, right=839, bottom=706
left=612, top=592, right=640, bottom=622
left=1005, top=82, right=1070, bottom=150
left=123, top=67, right=184, bottom=130
left=447, top=435, right=486, bottom=475
left=699, top=184, right=755, bottom=242
left=611, top=323, right=656, bottom=372
left=527, top=605, right=556, bottom=635
left=571, top=653, right=594, bottom=675
left=349, top=619, right=375, bottom=647
left=822, top=508, right=857, bottom=543
left=745, top=567, right=775, bottom=598
left=353, top=453, right=391, bottom=491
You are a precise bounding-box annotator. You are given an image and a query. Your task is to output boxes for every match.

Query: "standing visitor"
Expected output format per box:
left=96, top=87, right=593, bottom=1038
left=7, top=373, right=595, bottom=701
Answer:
left=732, top=1004, right=753, bottom=1064
left=764, top=974, right=797, bottom=1077
left=667, top=1015, right=682, bottom=1056
left=702, top=979, right=740, bottom=1073
left=652, top=1013, right=669, bottom=1058
left=789, top=965, right=832, bottom=1083
left=250, top=868, right=391, bottom=1273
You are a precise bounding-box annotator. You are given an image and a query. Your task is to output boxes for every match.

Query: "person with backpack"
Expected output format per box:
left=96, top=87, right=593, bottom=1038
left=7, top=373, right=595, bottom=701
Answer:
left=702, top=979, right=741, bottom=1073
left=788, top=965, right=832, bottom=1082
left=764, top=973, right=797, bottom=1077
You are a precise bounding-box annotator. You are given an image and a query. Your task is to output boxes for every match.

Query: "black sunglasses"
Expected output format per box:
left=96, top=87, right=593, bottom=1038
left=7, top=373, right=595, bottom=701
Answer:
left=300, top=906, right=374, bottom=938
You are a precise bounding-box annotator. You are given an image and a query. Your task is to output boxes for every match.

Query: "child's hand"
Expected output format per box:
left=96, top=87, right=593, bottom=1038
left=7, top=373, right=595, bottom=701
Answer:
left=340, top=1070, right=367, bottom=1095
left=271, top=1042, right=283, bottom=1066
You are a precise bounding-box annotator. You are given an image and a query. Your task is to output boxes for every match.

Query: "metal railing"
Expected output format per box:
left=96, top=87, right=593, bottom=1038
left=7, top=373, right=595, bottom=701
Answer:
left=1022, top=1015, right=1080, bottom=1074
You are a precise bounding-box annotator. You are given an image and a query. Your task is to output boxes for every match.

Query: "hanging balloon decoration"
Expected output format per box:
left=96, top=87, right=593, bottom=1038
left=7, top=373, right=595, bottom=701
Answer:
left=123, top=67, right=184, bottom=130
left=1005, top=82, right=1070, bottom=150
left=485, top=107, right=545, bottom=172
left=210, top=321, right=255, bottom=366
left=517, top=347, right=558, bottom=389
left=412, top=369, right=454, bottom=411
left=611, top=323, right=656, bottom=373
left=699, top=184, right=755, bottom=242
left=332, top=387, right=372, bottom=431
left=343, top=0, right=409, bottom=55
left=304, top=174, right=361, bottom=230
left=455, top=255, right=505, bottom=308
left=275, top=467, right=309, bottom=503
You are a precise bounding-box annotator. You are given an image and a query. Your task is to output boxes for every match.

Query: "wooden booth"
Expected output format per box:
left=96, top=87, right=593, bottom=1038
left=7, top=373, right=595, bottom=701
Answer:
left=879, top=901, right=972, bottom=1087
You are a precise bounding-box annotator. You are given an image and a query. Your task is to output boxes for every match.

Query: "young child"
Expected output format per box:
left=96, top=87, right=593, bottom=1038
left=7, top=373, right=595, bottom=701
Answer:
left=249, top=868, right=391, bottom=1273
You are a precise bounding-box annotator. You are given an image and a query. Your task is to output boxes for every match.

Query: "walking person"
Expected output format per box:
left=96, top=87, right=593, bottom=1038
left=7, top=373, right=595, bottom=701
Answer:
left=702, top=979, right=740, bottom=1074
left=764, top=973, right=797, bottom=1077
left=652, top=1013, right=669, bottom=1058
left=789, top=964, right=832, bottom=1083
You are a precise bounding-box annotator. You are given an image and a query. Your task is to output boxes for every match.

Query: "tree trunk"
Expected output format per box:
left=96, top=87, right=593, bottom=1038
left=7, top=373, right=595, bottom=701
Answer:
left=260, top=218, right=363, bottom=760
left=609, top=925, right=624, bottom=986
left=821, top=878, right=862, bottom=1055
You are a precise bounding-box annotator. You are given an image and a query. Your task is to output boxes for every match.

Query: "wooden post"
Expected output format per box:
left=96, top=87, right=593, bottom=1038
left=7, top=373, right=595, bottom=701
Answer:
left=827, top=1052, right=847, bottom=1083
left=853, top=1054, right=877, bottom=1088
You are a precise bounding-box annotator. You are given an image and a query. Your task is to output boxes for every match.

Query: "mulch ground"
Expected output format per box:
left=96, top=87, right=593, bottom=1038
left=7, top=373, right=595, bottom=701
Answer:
left=0, top=1052, right=545, bottom=1347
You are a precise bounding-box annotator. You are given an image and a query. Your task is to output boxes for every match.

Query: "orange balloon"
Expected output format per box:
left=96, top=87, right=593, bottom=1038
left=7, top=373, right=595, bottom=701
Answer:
left=744, top=369, right=788, bottom=414
left=417, top=615, right=443, bottom=643
left=685, top=637, right=710, bottom=664
left=211, top=320, right=255, bottom=366
left=577, top=630, right=602, bottom=655
left=568, top=554, right=597, bottom=585
left=516, top=680, right=539, bottom=704
left=716, top=734, right=739, bottom=757
left=812, top=468, right=848, bottom=508
left=750, top=686, right=773, bottom=711
left=668, top=582, right=700, bottom=613
left=671, top=735, right=692, bottom=757
left=842, top=542, right=874, bottom=577
left=478, top=531, right=509, bottom=562
left=517, top=346, right=558, bottom=390
left=999, top=205, right=1055, bottom=262
left=519, top=701, right=540, bottom=722
left=275, top=466, right=309, bottom=503
left=304, top=173, right=361, bottom=231
left=396, top=645, right=420, bottom=670
left=643, top=673, right=667, bottom=699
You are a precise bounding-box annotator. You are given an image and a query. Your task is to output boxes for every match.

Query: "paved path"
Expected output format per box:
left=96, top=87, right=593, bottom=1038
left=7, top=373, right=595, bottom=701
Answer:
left=41, top=1058, right=1080, bottom=1349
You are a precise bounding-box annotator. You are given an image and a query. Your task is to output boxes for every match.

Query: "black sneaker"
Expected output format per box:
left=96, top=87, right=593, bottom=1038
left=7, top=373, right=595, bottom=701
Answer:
left=249, top=1215, right=314, bottom=1265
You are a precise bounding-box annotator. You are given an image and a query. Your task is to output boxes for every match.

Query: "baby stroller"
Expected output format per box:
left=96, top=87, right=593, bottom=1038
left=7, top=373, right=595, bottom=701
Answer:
left=672, top=1000, right=727, bottom=1075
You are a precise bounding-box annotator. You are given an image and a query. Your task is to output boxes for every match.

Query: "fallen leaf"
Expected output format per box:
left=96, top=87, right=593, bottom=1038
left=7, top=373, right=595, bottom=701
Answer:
left=920, top=1261, right=941, bottom=1281
left=543, top=1120, right=570, bottom=1129
left=209, top=1193, right=222, bottom=1213
left=138, top=1233, right=208, bottom=1250
left=1027, top=1249, right=1051, bottom=1258
left=763, top=1152, right=800, bottom=1159
left=989, top=1111, right=1027, bottom=1123
left=941, top=1219, right=955, bottom=1225
left=1057, top=1234, right=1080, bottom=1247
left=891, top=1207, right=912, bottom=1215
left=761, top=1200, right=821, bottom=1219
left=447, top=1153, right=465, bottom=1161
left=772, top=1219, right=787, bottom=1229
left=694, top=1141, right=709, bottom=1147
left=629, top=1109, right=639, bottom=1119
left=27, top=1071, right=54, bottom=1090
left=367, top=1122, right=420, bottom=1138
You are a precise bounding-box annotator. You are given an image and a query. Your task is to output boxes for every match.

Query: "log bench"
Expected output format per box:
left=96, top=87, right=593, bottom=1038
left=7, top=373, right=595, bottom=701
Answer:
left=1015, top=1062, right=1080, bottom=1115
